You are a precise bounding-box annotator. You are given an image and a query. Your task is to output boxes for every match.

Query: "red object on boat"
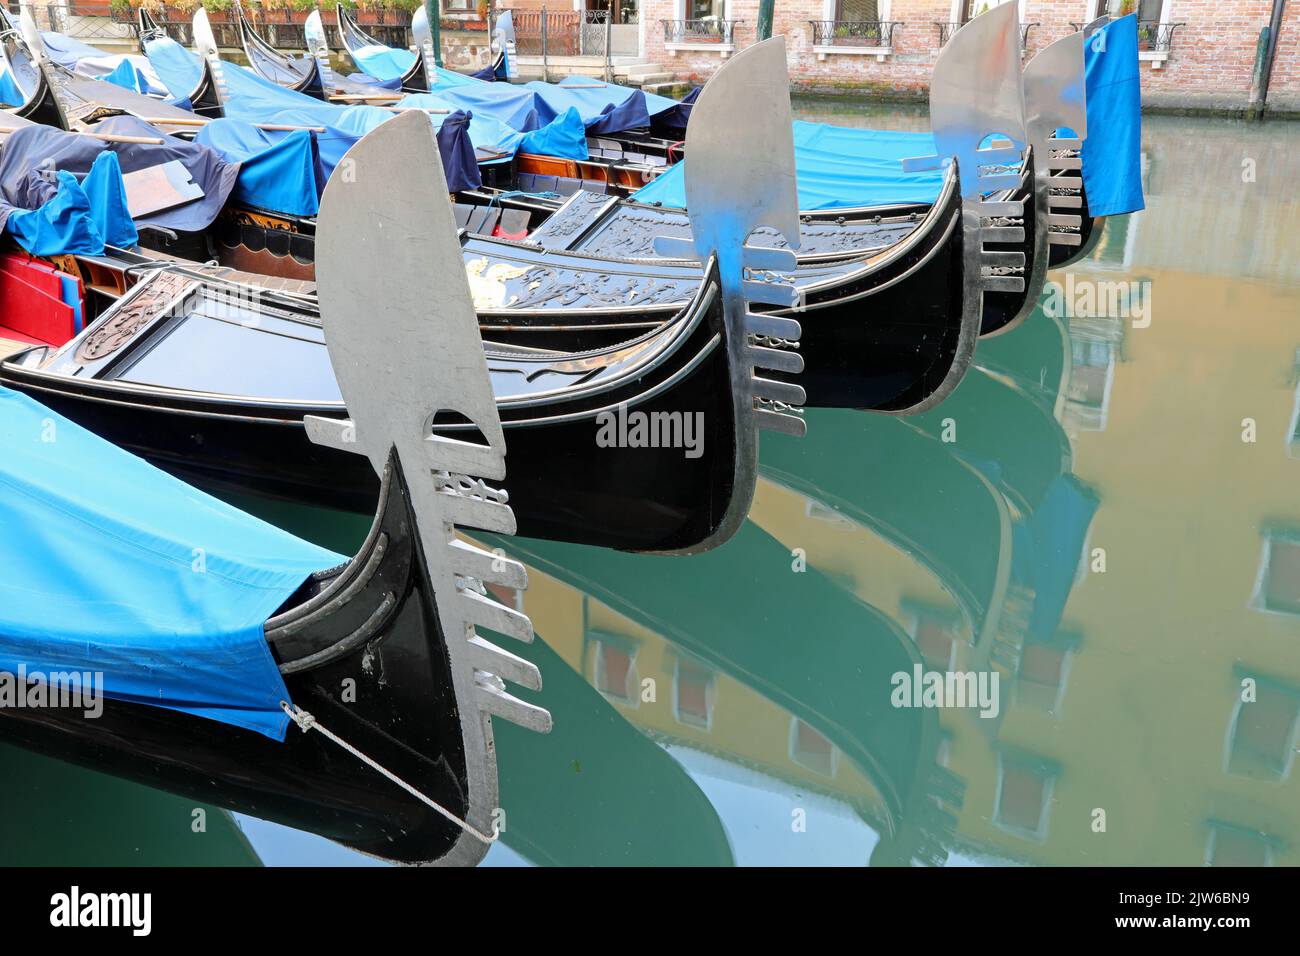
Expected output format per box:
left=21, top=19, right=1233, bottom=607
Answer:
left=0, top=255, right=77, bottom=347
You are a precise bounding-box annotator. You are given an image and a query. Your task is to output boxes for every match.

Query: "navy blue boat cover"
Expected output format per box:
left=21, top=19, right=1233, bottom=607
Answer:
left=0, top=128, right=146, bottom=255
left=0, top=119, right=239, bottom=239
left=0, top=386, right=344, bottom=739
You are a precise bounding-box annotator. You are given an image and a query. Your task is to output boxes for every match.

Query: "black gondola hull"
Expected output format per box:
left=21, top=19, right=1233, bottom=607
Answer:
left=1, top=289, right=740, bottom=552
left=0, top=460, right=473, bottom=865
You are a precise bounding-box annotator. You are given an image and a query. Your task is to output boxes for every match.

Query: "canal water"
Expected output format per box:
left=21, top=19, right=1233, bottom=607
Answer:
left=3, top=104, right=1297, bottom=866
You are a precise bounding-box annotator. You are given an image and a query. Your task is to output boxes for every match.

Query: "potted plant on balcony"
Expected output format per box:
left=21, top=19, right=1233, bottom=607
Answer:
left=201, top=0, right=234, bottom=21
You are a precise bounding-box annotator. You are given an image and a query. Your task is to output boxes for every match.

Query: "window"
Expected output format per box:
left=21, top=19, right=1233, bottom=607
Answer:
left=1016, top=632, right=1079, bottom=714
left=1226, top=678, right=1300, bottom=781
left=1254, top=531, right=1300, bottom=616
left=1206, top=822, right=1274, bottom=867
left=674, top=659, right=715, bottom=730
left=790, top=718, right=838, bottom=777
left=689, top=0, right=724, bottom=19
left=836, top=0, right=878, bottom=19
left=914, top=614, right=958, bottom=670
left=994, top=754, right=1057, bottom=839
left=591, top=635, right=638, bottom=703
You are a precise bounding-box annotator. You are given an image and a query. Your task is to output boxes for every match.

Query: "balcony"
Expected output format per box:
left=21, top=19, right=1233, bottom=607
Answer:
left=661, top=18, right=744, bottom=57
left=1136, top=19, right=1184, bottom=67
left=1070, top=19, right=1184, bottom=68
left=934, top=21, right=960, bottom=47
left=809, top=20, right=901, bottom=62
left=936, top=21, right=1036, bottom=52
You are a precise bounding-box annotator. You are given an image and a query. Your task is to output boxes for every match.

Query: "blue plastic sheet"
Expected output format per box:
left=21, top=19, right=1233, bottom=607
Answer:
left=518, top=107, right=589, bottom=161
left=147, top=38, right=482, bottom=199
left=37, top=29, right=169, bottom=97
left=2, top=151, right=137, bottom=256
left=1079, top=14, right=1144, bottom=217
left=196, top=120, right=322, bottom=217
left=0, top=119, right=239, bottom=234
left=424, top=77, right=541, bottom=134
left=102, top=58, right=144, bottom=94
left=650, top=85, right=697, bottom=137
left=524, top=78, right=652, bottom=135
left=0, top=68, right=23, bottom=107
left=350, top=42, right=416, bottom=83
left=79, top=149, right=138, bottom=248
left=0, top=386, right=343, bottom=739
left=633, top=121, right=944, bottom=210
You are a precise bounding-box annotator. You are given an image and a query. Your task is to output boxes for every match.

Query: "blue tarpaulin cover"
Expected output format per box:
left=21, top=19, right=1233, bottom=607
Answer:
left=524, top=78, right=652, bottom=135
left=424, top=77, right=541, bottom=134
left=349, top=42, right=416, bottom=83
left=633, top=120, right=944, bottom=210
left=196, top=120, right=321, bottom=217
left=146, top=38, right=482, bottom=196
left=651, top=85, right=697, bottom=136
left=0, top=149, right=137, bottom=256
left=518, top=106, right=589, bottom=161
left=0, top=386, right=344, bottom=739
left=37, top=29, right=169, bottom=97
left=0, top=118, right=239, bottom=234
left=1079, top=14, right=1144, bottom=217
left=0, top=68, right=23, bottom=107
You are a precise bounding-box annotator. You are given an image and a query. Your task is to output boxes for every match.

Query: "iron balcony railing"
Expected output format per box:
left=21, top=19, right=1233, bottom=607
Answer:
left=937, top=20, right=1037, bottom=48
left=809, top=20, right=901, bottom=48
left=1136, top=19, right=1184, bottom=51
left=661, top=19, right=743, bottom=45
left=934, top=21, right=960, bottom=46
left=1070, top=19, right=1184, bottom=51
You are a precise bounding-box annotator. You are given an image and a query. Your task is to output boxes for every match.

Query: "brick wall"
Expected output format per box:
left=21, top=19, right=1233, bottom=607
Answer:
left=621, top=0, right=1300, bottom=112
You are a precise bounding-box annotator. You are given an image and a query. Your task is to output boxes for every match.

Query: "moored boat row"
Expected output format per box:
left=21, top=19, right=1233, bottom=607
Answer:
left=0, top=4, right=1144, bottom=865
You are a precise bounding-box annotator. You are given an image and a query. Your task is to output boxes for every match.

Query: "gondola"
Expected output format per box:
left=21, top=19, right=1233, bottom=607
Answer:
left=0, top=41, right=807, bottom=554
left=233, top=0, right=317, bottom=94
left=22, top=27, right=984, bottom=416
left=0, top=111, right=550, bottom=866
left=141, top=10, right=1031, bottom=413
left=235, top=2, right=407, bottom=104
left=134, top=6, right=228, bottom=118
left=235, top=0, right=321, bottom=95
left=336, top=1, right=430, bottom=93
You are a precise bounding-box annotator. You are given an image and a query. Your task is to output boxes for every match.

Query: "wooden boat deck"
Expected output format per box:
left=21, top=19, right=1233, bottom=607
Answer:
left=134, top=247, right=318, bottom=296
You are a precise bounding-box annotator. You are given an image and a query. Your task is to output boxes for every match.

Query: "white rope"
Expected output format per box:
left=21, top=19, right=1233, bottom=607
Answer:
left=281, top=701, right=498, bottom=846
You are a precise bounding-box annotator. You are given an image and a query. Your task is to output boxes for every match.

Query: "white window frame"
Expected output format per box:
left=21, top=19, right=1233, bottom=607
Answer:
left=992, top=755, right=1055, bottom=841
left=671, top=658, right=716, bottom=731
left=1222, top=686, right=1299, bottom=782
left=666, top=0, right=735, bottom=57
left=813, top=0, right=895, bottom=62
left=788, top=717, right=840, bottom=778
left=1249, top=530, right=1300, bottom=619
left=1086, top=0, right=1176, bottom=69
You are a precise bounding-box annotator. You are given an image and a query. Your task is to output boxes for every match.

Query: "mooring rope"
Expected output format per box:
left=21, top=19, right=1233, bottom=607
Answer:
left=280, top=702, right=498, bottom=846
